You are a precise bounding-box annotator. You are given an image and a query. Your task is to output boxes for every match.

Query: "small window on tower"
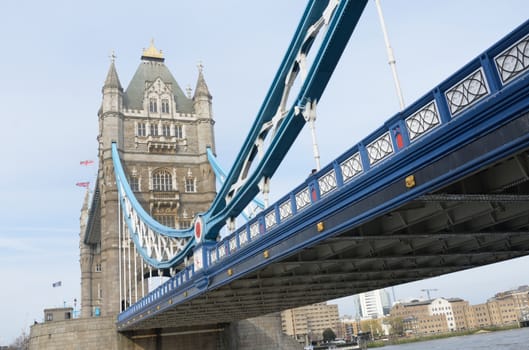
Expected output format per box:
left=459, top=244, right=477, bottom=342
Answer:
left=150, top=123, right=159, bottom=136
left=155, top=215, right=175, bottom=228
left=130, top=176, right=139, bottom=191
left=137, top=123, right=146, bottom=136
left=179, top=220, right=191, bottom=229
left=161, top=99, right=170, bottom=113
left=162, top=124, right=171, bottom=137
left=95, top=263, right=102, bottom=272
left=149, top=98, right=158, bottom=113
left=185, top=177, right=196, bottom=193
left=175, top=125, right=183, bottom=139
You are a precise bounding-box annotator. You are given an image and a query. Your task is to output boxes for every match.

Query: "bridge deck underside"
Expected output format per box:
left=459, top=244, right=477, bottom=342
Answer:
left=126, top=143, right=529, bottom=331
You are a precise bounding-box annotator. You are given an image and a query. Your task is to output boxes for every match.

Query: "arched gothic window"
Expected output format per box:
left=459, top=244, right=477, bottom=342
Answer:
left=152, top=169, right=172, bottom=191
left=149, top=98, right=158, bottom=113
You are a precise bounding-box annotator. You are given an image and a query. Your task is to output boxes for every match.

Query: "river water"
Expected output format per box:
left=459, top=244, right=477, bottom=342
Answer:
left=380, top=327, right=529, bottom=349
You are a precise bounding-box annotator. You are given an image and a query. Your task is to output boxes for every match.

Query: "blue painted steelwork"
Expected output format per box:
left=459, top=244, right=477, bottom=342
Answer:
left=112, top=0, right=369, bottom=268
left=200, top=0, right=369, bottom=238
left=118, top=19, right=529, bottom=328
left=206, top=147, right=264, bottom=220
left=112, top=143, right=195, bottom=268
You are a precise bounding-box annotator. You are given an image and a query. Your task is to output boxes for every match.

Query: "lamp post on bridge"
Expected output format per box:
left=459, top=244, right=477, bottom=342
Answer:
left=301, top=99, right=321, bottom=172
left=375, top=0, right=406, bottom=111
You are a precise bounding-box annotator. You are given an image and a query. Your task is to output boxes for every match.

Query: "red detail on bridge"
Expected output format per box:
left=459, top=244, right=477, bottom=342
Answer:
left=396, top=132, right=404, bottom=149
left=195, top=220, right=202, bottom=241
left=76, top=182, right=90, bottom=188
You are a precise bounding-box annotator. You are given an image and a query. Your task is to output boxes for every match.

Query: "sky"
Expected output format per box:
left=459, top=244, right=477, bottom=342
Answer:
left=1, top=0, right=529, bottom=345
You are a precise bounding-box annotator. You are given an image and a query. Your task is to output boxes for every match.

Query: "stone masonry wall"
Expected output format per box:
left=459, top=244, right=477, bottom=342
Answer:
left=28, top=317, right=137, bottom=350
left=222, top=313, right=303, bottom=350
left=29, top=314, right=302, bottom=350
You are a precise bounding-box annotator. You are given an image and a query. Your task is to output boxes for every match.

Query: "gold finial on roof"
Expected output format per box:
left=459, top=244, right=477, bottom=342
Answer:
left=142, top=39, right=164, bottom=60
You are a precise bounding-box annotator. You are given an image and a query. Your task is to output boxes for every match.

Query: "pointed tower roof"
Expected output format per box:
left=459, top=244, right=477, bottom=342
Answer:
left=193, top=62, right=212, bottom=100
left=103, top=52, right=123, bottom=91
left=123, top=41, right=193, bottom=113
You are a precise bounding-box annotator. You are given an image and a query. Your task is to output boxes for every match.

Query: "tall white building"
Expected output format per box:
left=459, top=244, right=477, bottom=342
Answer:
left=354, top=289, right=391, bottom=319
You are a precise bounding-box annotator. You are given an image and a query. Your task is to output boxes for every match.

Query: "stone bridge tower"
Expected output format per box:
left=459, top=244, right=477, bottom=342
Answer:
left=80, top=42, right=217, bottom=318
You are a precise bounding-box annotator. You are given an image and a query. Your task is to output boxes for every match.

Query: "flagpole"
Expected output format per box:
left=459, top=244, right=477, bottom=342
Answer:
left=52, top=281, right=63, bottom=307
left=375, top=0, right=405, bottom=110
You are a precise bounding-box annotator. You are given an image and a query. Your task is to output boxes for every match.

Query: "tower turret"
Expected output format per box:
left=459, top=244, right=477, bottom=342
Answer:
left=99, top=54, right=125, bottom=155
left=193, top=63, right=215, bottom=154
left=79, top=188, right=92, bottom=318
left=101, top=53, right=123, bottom=113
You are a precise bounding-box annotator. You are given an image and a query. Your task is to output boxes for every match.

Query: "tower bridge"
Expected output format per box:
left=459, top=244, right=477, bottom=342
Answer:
left=29, top=1, right=529, bottom=349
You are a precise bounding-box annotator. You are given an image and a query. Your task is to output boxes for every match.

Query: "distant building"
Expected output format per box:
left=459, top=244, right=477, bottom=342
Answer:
left=391, top=298, right=453, bottom=335
left=466, top=285, right=529, bottom=328
left=43, top=307, right=74, bottom=323
left=427, top=297, right=469, bottom=331
left=390, top=287, right=529, bottom=336
left=281, top=302, right=340, bottom=343
left=337, top=316, right=361, bottom=342
left=353, top=289, right=391, bottom=319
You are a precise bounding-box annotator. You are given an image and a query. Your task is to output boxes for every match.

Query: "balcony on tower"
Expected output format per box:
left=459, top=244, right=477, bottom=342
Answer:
left=146, top=134, right=188, bottom=153
left=149, top=190, right=180, bottom=209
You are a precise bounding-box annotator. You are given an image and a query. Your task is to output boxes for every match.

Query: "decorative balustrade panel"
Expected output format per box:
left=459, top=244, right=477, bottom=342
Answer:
left=340, top=152, right=363, bottom=182
left=295, top=188, right=311, bottom=211
left=318, top=170, right=337, bottom=196
left=366, top=132, right=394, bottom=165
left=495, top=33, right=529, bottom=84
left=406, top=101, right=441, bottom=141
left=265, top=211, right=277, bottom=230
left=279, top=200, right=293, bottom=221
left=445, top=68, right=489, bottom=116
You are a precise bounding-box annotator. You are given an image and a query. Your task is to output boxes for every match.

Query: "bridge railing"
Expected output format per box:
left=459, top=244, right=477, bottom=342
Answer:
left=118, top=263, right=196, bottom=321
left=118, top=19, right=529, bottom=324
left=204, top=20, right=529, bottom=269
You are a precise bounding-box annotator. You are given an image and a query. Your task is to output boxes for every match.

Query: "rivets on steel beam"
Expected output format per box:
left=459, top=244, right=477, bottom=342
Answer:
left=405, top=175, right=416, bottom=188
left=227, top=268, right=233, bottom=276
left=317, top=221, right=325, bottom=232
left=263, top=250, right=270, bottom=259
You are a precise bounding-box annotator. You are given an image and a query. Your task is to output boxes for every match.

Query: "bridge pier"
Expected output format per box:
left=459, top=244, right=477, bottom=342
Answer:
left=29, top=313, right=302, bottom=349
left=124, top=313, right=301, bottom=350
left=222, top=313, right=302, bottom=350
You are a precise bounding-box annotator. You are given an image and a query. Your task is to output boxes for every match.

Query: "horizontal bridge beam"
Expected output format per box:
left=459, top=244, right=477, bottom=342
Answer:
left=325, top=231, right=529, bottom=241
left=416, top=194, right=529, bottom=202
